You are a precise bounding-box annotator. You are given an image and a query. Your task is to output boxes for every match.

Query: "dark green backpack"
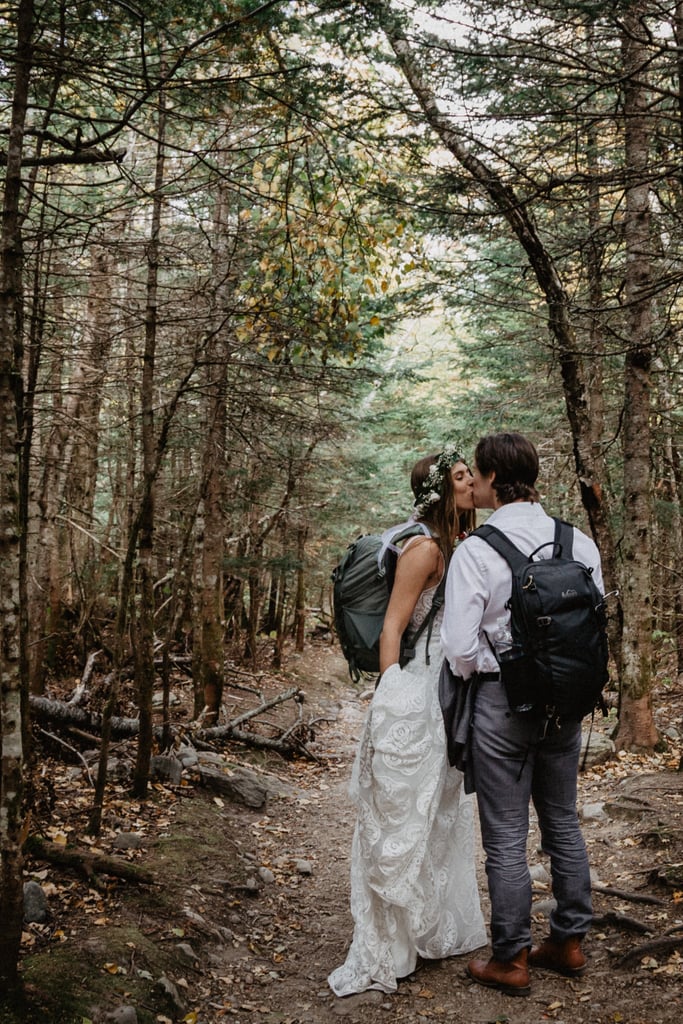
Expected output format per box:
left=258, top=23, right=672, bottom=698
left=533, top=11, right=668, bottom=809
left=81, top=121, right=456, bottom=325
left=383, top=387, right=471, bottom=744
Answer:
left=332, top=521, right=444, bottom=683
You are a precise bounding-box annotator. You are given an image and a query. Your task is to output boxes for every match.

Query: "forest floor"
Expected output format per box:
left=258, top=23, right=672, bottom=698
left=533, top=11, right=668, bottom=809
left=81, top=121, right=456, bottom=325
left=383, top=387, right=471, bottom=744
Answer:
left=6, top=641, right=683, bottom=1024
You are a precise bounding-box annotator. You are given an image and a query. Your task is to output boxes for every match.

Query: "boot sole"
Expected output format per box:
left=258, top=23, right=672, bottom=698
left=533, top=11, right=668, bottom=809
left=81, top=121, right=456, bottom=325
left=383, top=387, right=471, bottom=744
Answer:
left=466, top=967, right=531, bottom=997
left=529, top=960, right=586, bottom=978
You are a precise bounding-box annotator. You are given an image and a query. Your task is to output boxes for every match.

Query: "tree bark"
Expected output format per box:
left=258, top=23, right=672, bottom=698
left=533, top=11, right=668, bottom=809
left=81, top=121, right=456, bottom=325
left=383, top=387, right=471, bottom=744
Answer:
left=294, top=524, right=308, bottom=652
left=0, top=0, right=32, bottom=995
left=132, top=78, right=167, bottom=799
left=615, top=5, right=658, bottom=750
left=195, top=184, right=231, bottom=725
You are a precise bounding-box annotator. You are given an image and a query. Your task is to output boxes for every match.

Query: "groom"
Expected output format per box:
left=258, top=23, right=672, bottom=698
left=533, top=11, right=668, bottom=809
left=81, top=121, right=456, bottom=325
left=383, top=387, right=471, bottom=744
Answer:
left=441, top=432, right=600, bottom=996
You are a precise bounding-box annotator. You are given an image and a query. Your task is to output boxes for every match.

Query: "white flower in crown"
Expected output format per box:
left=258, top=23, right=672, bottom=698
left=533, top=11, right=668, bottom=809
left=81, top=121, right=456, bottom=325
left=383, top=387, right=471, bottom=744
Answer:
left=412, top=441, right=465, bottom=516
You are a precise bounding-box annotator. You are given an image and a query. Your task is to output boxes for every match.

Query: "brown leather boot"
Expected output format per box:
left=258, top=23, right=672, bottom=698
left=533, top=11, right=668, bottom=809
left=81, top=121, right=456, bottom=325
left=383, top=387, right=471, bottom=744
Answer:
left=529, top=936, right=586, bottom=977
left=467, top=948, right=530, bottom=997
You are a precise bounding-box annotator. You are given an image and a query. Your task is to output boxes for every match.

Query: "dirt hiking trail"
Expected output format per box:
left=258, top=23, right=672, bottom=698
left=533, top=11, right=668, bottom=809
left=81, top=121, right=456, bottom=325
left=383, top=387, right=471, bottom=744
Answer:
left=12, top=642, right=683, bottom=1024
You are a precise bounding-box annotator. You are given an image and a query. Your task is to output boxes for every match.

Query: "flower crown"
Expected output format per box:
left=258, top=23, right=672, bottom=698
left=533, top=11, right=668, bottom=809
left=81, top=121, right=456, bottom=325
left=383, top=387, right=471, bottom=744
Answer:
left=412, top=442, right=465, bottom=517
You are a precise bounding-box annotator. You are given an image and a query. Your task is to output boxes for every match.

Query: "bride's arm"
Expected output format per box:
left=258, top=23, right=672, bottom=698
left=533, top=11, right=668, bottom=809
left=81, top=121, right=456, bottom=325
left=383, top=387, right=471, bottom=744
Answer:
left=379, top=538, right=442, bottom=674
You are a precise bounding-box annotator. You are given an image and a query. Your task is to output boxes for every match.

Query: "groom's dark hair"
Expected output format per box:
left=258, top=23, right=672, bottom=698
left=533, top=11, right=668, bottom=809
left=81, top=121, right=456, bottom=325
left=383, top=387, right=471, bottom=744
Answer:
left=475, top=432, right=540, bottom=505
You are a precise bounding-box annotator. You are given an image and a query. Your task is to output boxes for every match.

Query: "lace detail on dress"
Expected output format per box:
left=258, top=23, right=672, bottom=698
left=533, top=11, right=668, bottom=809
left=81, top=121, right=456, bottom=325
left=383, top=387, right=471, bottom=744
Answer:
left=409, top=582, right=443, bottom=634
left=328, top=605, right=487, bottom=997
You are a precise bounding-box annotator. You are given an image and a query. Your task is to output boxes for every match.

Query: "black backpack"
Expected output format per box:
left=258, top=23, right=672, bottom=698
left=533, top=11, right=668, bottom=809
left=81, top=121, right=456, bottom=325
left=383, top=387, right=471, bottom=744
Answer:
left=475, top=517, right=609, bottom=721
left=332, top=521, right=444, bottom=683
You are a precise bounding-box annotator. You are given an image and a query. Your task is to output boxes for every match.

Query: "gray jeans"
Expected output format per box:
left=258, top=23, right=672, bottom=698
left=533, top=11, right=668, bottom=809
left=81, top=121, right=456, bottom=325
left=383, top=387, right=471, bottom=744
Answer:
left=472, top=679, right=592, bottom=961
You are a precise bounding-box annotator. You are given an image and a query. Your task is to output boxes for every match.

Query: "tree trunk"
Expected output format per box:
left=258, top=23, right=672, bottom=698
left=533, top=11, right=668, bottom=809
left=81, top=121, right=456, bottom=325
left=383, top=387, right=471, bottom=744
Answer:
left=584, top=82, right=624, bottom=681
left=294, top=524, right=307, bottom=652
left=614, top=6, right=658, bottom=750
left=0, top=0, right=32, bottom=996
left=195, top=186, right=231, bottom=725
left=132, top=82, right=167, bottom=798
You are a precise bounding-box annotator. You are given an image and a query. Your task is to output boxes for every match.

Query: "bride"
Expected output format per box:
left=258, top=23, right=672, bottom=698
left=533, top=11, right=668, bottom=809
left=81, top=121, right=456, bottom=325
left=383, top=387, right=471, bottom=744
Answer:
left=329, top=445, right=487, bottom=997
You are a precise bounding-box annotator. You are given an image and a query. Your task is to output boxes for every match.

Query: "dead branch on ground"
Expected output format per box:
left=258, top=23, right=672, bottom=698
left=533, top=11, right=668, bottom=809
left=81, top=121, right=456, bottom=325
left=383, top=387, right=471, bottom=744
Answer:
left=592, top=882, right=666, bottom=905
left=25, top=835, right=155, bottom=886
left=614, top=933, right=683, bottom=968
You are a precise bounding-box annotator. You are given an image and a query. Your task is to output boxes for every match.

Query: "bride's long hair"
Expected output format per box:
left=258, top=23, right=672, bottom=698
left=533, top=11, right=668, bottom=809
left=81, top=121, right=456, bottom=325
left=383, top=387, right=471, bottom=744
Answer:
left=410, top=453, right=475, bottom=566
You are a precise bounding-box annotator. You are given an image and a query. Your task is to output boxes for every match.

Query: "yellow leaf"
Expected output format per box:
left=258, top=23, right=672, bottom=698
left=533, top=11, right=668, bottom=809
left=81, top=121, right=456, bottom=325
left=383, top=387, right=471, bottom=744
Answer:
left=183, top=1014, right=198, bottom=1024
left=369, top=315, right=380, bottom=327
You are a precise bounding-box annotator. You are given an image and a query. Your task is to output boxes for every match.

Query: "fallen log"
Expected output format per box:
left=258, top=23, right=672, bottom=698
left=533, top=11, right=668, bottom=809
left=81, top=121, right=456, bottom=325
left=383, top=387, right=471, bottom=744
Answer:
left=30, top=696, right=139, bottom=737
left=25, top=835, right=155, bottom=885
left=28, top=689, right=317, bottom=760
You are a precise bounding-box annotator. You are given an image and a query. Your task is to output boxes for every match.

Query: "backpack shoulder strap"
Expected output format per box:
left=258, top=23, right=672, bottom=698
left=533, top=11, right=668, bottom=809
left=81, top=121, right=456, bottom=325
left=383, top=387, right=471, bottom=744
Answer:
left=377, top=520, right=432, bottom=571
left=473, top=523, right=528, bottom=574
left=553, top=517, right=574, bottom=560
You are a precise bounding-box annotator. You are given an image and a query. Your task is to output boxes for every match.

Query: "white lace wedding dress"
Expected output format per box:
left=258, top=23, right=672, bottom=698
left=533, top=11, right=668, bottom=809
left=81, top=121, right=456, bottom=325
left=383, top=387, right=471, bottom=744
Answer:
left=328, top=581, right=487, bottom=997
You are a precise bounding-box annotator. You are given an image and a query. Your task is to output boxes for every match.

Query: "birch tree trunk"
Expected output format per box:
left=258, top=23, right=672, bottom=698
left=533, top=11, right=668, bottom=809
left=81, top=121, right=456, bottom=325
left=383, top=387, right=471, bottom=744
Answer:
left=0, top=0, right=32, bottom=996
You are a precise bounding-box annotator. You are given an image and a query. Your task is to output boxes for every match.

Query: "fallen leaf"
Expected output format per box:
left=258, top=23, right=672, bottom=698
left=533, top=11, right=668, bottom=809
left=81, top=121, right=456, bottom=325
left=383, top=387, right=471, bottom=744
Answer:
left=103, top=962, right=126, bottom=975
